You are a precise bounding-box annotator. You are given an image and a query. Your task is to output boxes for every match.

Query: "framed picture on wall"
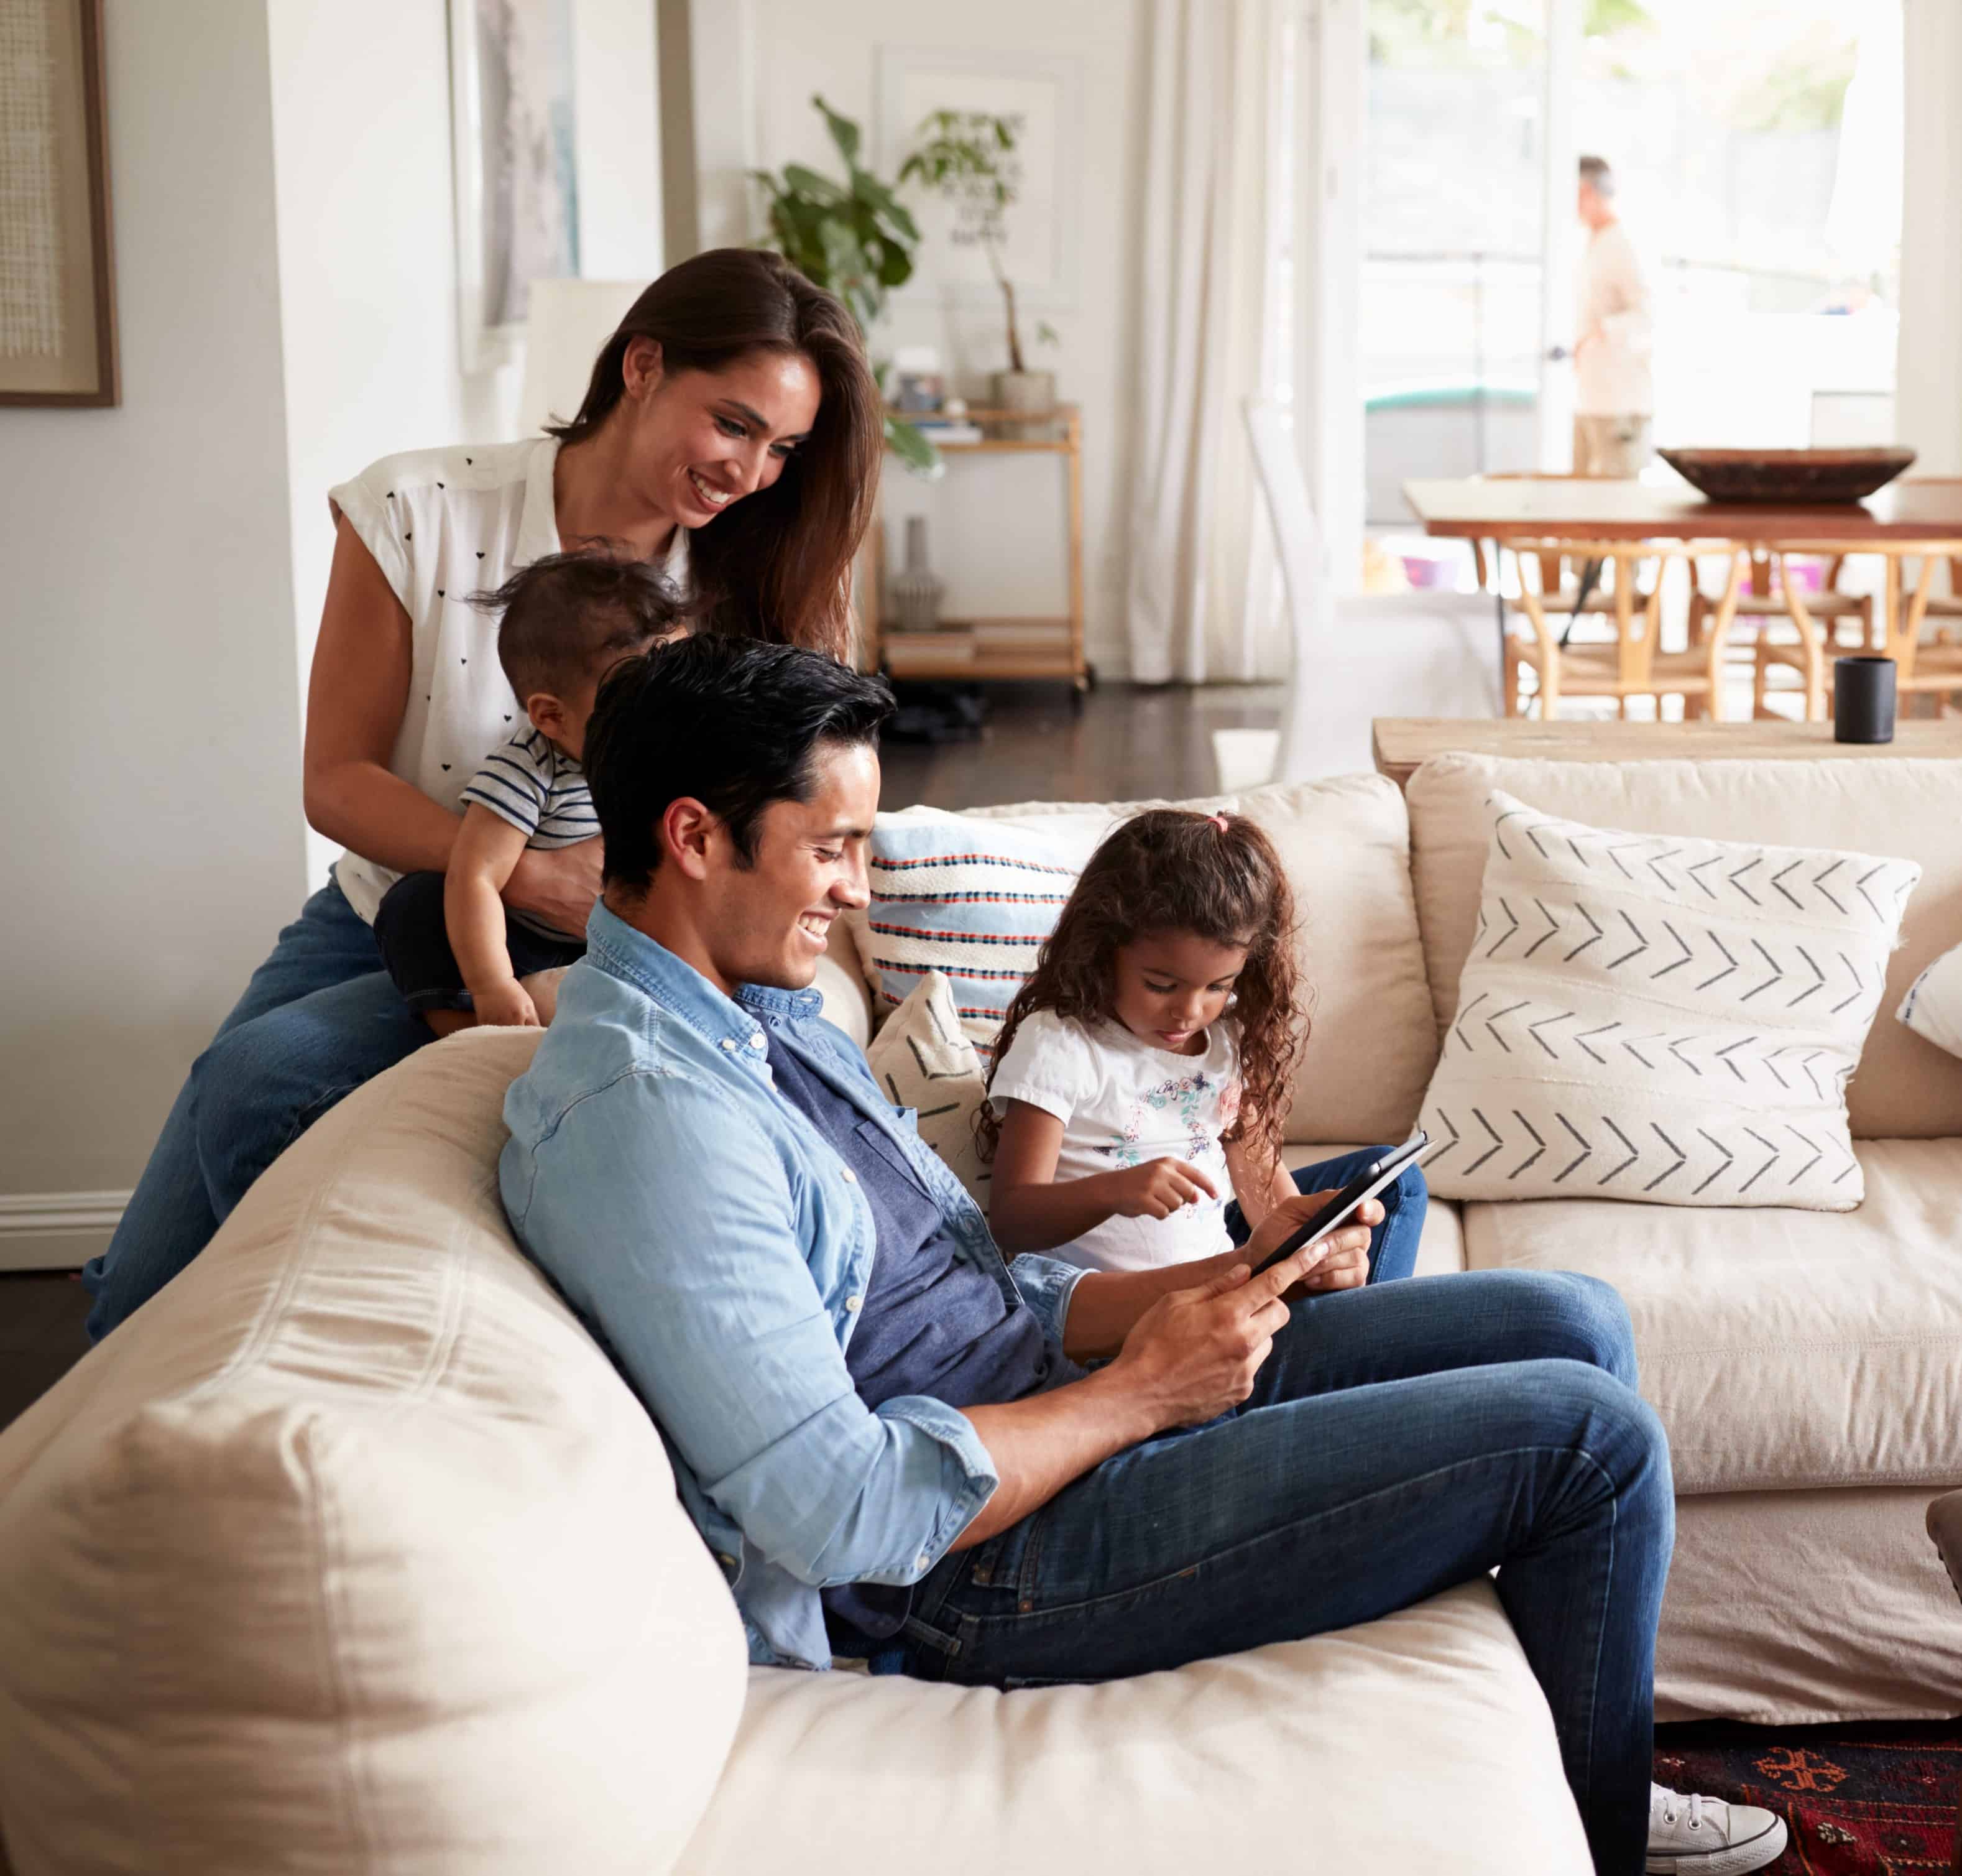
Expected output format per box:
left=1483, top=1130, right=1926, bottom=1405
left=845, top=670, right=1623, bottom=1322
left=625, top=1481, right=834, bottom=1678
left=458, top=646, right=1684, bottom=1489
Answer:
left=876, top=46, right=1082, bottom=313
left=448, top=0, right=581, bottom=374
left=0, top=0, right=117, bottom=407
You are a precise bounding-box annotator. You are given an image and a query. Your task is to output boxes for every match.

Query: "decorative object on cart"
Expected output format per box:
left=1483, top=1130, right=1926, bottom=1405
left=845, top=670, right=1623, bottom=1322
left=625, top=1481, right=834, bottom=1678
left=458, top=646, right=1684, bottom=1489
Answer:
left=1659, top=447, right=1917, bottom=506
left=750, top=96, right=937, bottom=474
left=449, top=0, right=581, bottom=376
left=891, top=517, right=947, bottom=635
left=0, top=0, right=116, bottom=405
left=890, top=344, right=944, bottom=412
left=1835, top=655, right=1897, bottom=744
left=898, top=103, right=1061, bottom=438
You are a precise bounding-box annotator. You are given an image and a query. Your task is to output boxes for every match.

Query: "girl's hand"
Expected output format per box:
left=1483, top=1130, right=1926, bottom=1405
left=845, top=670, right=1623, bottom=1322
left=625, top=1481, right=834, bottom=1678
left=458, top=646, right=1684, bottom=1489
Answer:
left=1238, top=1191, right=1382, bottom=1299
left=1107, top=1157, right=1218, bottom=1221
left=472, top=979, right=542, bottom=1028
left=505, top=839, right=602, bottom=938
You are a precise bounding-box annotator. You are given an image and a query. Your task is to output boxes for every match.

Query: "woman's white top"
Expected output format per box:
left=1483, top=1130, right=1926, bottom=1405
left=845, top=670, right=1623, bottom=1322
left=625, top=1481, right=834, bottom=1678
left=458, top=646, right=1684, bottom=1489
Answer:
left=325, top=436, right=689, bottom=924
left=988, top=1009, right=1243, bottom=1273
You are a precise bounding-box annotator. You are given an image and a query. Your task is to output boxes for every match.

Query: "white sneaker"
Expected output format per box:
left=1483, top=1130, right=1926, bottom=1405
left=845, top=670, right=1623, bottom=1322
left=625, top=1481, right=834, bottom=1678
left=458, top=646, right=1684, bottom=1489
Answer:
left=1646, top=1783, right=1787, bottom=1874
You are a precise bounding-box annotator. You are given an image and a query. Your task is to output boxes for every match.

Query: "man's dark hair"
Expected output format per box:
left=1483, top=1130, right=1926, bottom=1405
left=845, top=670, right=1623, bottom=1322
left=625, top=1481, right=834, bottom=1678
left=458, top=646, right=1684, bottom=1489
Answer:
left=472, top=549, right=690, bottom=701
left=583, top=635, right=895, bottom=894
left=1578, top=154, right=1616, bottom=196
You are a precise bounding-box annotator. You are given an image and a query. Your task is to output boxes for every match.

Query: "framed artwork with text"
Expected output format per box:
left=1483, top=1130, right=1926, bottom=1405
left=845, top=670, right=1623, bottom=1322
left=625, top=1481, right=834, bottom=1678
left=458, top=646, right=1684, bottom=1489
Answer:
left=0, top=0, right=117, bottom=407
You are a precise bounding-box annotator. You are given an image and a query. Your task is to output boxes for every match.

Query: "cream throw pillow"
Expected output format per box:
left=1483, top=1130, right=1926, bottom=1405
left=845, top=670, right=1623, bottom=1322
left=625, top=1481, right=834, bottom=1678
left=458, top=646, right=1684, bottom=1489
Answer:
left=1419, top=791, right=1918, bottom=1209
left=1898, top=941, right=1962, bottom=1060
left=864, top=969, right=991, bottom=1204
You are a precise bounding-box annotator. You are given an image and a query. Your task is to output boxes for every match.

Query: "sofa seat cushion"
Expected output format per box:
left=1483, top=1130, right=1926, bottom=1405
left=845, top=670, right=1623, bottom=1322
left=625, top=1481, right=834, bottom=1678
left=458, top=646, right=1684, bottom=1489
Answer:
left=673, top=1581, right=1588, bottom=1876
left=840, top=775, right=1438, bottom=1148
left=0, top=1030, right=747, bottom=1876
left=1462, top=1138, right=1962, bottom=1494
left=1406, top=754, right=1962, bottom=1139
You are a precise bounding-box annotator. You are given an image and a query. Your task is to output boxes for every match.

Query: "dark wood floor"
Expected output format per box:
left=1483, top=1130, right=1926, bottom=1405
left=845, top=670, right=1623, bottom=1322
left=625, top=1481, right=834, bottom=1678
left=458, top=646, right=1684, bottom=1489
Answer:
left=0, top=682, right=1279, bottom=1432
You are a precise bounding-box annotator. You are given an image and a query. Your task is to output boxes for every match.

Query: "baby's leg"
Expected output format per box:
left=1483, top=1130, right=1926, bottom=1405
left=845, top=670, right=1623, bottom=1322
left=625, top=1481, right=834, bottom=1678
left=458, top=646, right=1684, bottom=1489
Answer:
left=372, top=872, right=477, bottom=1035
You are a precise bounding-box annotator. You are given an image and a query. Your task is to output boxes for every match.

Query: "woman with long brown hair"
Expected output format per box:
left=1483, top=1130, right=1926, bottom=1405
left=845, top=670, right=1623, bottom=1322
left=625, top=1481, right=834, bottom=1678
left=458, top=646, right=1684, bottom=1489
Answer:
left=84, top=249, right=883, bottom=1339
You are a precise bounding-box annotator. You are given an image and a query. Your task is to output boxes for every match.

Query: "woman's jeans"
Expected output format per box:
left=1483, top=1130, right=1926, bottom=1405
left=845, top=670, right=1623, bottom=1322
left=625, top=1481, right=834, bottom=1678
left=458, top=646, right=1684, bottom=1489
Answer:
left=80, top=882, right=428, bottom=1340
left=896, top=1262, right=1673, bottom=1876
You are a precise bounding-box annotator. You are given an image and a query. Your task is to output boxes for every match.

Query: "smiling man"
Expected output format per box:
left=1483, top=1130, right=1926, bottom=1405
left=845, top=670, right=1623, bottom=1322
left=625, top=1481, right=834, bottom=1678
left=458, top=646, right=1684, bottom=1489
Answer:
left=497, top=636, right=1783, bottom=1876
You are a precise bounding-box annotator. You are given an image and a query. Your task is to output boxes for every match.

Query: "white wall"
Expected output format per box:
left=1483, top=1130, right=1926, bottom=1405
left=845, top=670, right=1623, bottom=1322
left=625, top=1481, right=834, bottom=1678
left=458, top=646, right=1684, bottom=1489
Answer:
left=740, top=0, right=1151, bottom=677
left=1896, top=0, right=1962, bottom=474
left=0, top=0, right=308, bottom=1260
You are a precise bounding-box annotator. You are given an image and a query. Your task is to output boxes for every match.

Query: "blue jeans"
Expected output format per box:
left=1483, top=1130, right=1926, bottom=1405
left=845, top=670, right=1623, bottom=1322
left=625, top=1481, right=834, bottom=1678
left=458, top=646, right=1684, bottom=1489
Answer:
left=895, top=1265, right=1672, bottom=1876
left=81, top=882, right=428, bottom=1339
left=1223, top=1145, right=1427, bottom=1285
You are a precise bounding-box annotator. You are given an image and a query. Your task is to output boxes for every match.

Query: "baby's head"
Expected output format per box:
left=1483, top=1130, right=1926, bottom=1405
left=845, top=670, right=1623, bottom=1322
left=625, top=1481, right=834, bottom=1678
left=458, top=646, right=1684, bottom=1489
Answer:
left=479, top=550, right=690, bottom=760
left=982, top=808, right=1306, bottom=1163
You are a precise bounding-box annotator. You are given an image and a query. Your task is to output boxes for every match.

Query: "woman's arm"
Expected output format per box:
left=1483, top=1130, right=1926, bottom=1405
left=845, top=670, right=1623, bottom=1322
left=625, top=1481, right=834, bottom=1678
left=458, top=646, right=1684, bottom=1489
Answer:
left=303, top=514, right=603, bottom=934
left=303, top=514, right=465, bottom=876
left=988, top=1098, right=1218, bottom=1256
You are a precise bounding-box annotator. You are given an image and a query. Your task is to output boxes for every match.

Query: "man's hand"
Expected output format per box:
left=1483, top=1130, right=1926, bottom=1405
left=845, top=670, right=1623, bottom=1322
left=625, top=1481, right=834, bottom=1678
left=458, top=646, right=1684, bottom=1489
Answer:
left=505, top=838, right=603, bottom=938
left=471, top=979, right=542, bottom=1028
left=1240, top=1188, right=1381, bottom=1298
left=1105, top=1157, right=1218, bottom=1220
left=1106, top=1254, right=1312, bottom=1427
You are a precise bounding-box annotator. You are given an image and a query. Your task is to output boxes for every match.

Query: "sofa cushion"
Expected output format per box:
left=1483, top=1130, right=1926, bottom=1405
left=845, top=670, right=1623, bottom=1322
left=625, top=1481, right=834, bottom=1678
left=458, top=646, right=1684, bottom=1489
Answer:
left=1462, top=1138, right=1962, bottom=1494
left=865, top=969, right=990, bottom=1205
left=0, top=1030, right=746, bottom=1876
left=841, top=776, right=1437, bottom=1147
left=1419, top=790, right=1912, bottom=1209
left=1406, top=754, right=1962, bottom=1138
left=673, top=1582, right=1588, bottom=1876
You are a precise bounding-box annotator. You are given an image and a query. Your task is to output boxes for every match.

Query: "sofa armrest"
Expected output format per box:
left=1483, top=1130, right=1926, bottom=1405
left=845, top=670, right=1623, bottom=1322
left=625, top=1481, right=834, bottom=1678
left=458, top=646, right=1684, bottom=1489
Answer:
left=1928, top=1492, right=1962, bottom=1607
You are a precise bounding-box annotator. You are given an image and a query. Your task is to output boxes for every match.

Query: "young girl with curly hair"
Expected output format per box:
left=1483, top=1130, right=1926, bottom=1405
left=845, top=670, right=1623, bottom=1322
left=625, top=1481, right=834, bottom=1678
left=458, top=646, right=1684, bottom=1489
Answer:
left=981, top=808, right=1425, bottom=1285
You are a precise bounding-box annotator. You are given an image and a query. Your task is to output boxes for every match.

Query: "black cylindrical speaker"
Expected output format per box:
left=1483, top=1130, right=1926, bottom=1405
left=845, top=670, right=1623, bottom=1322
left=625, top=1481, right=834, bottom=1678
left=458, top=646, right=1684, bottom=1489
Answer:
left=1834, top=655, right=1896, bottom=744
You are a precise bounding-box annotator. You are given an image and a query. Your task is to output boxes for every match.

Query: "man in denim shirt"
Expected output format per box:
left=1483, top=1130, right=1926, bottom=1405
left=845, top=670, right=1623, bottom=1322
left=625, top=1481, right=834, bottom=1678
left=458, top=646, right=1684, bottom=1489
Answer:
left=499, top=637, right=1786, bottom=1876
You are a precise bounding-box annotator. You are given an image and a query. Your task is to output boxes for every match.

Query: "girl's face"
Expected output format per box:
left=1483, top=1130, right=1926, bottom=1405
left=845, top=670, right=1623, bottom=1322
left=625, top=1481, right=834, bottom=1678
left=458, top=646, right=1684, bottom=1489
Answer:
left=615, top=340, right=821, bottom=530
left=1111, top=930, right=1250, bottom=1056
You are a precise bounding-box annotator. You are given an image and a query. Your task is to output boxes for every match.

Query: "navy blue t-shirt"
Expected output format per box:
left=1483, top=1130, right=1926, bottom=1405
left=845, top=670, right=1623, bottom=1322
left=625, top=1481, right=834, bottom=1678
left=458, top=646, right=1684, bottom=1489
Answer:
left=763, top=1033, right=1075, bottom=1645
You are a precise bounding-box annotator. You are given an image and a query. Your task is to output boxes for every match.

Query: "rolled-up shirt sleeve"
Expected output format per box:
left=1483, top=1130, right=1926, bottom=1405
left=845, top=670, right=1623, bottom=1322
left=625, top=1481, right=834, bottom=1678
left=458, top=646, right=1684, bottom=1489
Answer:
left=504, top=1068, right=999, bottom=1588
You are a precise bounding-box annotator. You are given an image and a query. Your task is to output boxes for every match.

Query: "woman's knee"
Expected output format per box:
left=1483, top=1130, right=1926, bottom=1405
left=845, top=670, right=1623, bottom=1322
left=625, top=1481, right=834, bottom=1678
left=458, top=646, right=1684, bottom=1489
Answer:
left=1529, top=1357, right=1674, bottom=1517
left=1499, top=1270, right=1637, bottom=1383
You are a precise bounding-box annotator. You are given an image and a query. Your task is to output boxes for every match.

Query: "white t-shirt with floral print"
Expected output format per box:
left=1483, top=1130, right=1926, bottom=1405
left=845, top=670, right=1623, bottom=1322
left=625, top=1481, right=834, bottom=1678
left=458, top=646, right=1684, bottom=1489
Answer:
left=988, top=1009, right=1243, bottom=1273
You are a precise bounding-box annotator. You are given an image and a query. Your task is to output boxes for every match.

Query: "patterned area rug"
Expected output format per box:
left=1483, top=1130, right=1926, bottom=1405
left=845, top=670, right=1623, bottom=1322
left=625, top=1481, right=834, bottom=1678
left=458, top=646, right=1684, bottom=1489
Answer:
left=1656, top=1720, right=1961, bottom=1874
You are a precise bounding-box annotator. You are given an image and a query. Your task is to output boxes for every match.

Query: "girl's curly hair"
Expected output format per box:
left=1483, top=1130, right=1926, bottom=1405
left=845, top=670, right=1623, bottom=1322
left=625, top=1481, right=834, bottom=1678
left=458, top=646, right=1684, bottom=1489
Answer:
left=977, top=808, right=1307, bottom=1173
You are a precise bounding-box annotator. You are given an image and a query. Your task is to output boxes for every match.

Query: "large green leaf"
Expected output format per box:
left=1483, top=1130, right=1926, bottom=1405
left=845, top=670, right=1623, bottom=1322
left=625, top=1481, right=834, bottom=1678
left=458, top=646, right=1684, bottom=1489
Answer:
left=814, top=94, right=860, bottom=169
left=883, top=414, right=942, bottom=476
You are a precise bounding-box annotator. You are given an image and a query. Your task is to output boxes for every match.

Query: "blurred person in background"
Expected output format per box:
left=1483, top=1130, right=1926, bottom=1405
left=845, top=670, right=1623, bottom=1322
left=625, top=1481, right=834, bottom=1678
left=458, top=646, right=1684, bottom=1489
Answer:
left=1573, top=155, right=1654, bottom=478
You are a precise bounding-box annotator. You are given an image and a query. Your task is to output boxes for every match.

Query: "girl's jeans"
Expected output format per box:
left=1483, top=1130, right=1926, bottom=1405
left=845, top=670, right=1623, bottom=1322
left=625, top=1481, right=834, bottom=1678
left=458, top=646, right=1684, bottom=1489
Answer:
left=81, top=883, right=428, bottom=1339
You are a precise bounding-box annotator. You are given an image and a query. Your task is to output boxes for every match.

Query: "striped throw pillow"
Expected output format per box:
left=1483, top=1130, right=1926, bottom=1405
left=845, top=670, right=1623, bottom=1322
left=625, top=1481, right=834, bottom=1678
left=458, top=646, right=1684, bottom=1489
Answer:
left=862, top=812, right=1089, bottom=1060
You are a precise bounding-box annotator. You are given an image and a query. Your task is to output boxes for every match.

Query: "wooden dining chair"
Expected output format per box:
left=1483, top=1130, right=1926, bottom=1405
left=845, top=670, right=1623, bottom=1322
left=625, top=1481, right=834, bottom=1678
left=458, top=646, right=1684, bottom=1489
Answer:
left=1468, top=475, right=1654, bottom=644
left=1504, top=540, right=1744, bottom=720
left=1688, top=548, right=1874, bottom=721
left=1876, top=550, right=1962, bottom=715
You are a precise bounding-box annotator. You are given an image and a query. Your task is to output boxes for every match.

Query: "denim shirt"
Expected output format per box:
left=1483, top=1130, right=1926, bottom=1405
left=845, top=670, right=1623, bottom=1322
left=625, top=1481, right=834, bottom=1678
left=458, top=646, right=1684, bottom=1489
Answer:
left=499, top=905, right=1089, bottom=1670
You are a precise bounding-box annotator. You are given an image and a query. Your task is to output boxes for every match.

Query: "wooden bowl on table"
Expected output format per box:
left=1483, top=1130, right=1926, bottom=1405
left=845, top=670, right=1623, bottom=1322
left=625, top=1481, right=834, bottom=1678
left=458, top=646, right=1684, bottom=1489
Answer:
left=1658, top=446, right=1917, bottom=506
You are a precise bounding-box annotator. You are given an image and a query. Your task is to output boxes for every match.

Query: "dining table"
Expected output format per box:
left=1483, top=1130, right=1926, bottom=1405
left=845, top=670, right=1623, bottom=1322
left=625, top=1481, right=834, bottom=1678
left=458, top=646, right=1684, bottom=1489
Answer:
left=1402, top=474, right=1962, bottom=718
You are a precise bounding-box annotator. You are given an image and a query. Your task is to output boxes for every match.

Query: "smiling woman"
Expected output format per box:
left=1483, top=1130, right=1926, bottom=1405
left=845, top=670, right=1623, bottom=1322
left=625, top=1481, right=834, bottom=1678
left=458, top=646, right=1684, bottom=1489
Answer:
left=81, top=249, right=885, bottom=1342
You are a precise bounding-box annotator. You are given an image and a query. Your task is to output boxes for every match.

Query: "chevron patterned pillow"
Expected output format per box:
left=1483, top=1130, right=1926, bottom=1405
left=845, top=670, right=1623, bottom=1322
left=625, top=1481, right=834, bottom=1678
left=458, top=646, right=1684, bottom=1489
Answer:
left=864, top=970, right=991, bottom=1204
left=1419, top=790, right=1920, bottom=1209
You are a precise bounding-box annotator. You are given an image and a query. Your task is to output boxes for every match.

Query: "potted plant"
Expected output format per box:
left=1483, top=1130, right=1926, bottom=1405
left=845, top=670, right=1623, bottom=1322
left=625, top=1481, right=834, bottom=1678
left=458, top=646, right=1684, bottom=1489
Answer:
left=898, top=110, right=1059, bottom=433
left=751, top=96, right=938, bottom=473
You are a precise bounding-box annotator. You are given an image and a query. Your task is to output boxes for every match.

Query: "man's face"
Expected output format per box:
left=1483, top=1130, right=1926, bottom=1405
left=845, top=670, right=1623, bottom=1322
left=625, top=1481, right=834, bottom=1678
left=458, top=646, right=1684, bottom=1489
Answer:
left=704, top=738, right=879, bottom=991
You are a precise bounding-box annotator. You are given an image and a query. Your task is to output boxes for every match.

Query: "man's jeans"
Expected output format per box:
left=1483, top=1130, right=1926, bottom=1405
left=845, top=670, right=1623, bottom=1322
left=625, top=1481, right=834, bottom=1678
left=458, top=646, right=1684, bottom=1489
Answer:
left=895, top=1268, right=1672, bottom=1876
left=81, top=883, right=428, bottom=1340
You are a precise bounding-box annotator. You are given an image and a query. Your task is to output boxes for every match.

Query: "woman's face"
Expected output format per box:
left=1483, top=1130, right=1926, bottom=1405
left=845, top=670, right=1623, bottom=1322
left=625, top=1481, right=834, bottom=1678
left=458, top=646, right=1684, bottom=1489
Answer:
left=617, top=340, right=822, bottom=530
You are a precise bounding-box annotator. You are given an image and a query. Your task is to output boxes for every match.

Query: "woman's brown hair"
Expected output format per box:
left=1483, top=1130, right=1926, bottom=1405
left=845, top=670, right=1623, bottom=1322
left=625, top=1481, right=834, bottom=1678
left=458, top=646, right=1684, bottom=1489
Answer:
left=547, top=248, right=882, bottom=662
left=977, top=809, right=1307, bottom=1173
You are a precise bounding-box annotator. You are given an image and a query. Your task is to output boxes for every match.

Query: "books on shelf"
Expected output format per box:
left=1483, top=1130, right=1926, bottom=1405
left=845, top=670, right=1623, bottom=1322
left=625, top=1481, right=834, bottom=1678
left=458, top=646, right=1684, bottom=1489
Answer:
left=909, top=420, right=984, bottom=445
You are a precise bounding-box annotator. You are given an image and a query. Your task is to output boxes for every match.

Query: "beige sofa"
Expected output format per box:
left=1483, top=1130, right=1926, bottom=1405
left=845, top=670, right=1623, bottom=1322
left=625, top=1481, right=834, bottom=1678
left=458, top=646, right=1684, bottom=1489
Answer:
left=2, top=752, right=1960, bottom=1874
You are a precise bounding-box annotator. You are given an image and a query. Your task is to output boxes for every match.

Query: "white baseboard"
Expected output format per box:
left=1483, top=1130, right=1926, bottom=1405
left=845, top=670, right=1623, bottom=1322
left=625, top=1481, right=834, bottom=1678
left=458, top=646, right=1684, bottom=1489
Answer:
left=0, top=1191, right=127, bottom=1273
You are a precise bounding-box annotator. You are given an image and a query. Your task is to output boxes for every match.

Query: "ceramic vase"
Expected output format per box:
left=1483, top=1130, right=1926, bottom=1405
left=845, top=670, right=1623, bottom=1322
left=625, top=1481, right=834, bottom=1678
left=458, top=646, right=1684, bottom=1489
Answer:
left=891, top=516, right=945, bottom=634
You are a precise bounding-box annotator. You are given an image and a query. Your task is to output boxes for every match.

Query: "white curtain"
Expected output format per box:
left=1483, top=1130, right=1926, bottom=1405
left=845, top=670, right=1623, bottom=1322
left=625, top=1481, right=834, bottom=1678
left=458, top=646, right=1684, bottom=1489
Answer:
left=1125, top=0, right=1289, bottom=685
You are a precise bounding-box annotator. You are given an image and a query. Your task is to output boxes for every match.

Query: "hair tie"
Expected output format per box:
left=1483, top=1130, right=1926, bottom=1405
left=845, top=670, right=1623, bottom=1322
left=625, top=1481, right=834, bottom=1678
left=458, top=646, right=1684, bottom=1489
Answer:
left=1209, top=813, right=1230, bottom=834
